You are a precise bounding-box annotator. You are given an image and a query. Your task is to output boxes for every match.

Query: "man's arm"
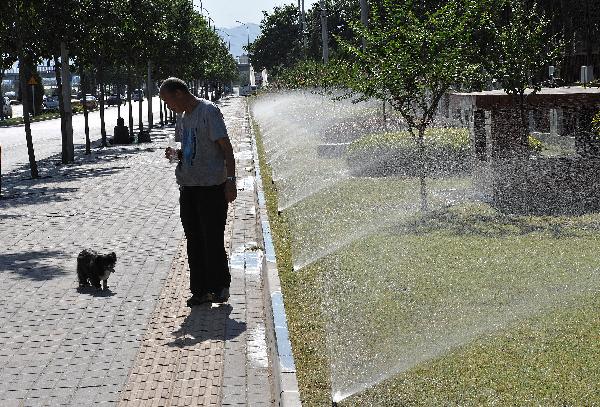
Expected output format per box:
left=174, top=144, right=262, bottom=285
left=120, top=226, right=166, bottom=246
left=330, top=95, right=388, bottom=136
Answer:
left=217, top=137, right=237, bottom=203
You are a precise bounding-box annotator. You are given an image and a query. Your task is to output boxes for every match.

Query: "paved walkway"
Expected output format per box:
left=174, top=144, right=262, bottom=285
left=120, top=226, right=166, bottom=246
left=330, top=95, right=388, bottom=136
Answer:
left=0, top=96, right=275, bottom=406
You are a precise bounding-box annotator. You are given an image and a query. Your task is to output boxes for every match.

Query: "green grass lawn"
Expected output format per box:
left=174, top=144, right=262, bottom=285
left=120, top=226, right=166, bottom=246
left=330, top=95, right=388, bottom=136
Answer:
left=253, top=116, right=600, bottom=406
left=0, top=111, right=60, bottom=126
left=0, top=106, right=86, bottom=127
left=325, top=206, right=600, bottom=405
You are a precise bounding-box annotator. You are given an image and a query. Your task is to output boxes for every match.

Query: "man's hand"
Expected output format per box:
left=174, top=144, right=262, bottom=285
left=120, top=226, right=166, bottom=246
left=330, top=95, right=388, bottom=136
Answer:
left=225, top=179, right=237, bottom=202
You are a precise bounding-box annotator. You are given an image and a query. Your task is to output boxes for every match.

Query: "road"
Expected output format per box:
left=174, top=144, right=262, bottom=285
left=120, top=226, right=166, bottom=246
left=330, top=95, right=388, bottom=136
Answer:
left=0, top=97, right=166, bottom=174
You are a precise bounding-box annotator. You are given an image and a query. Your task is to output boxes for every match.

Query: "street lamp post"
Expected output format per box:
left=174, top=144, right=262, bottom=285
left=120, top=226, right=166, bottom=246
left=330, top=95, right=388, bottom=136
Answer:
left=216, top=28, right=231, bottom=51
left=235, top=20, right=250, bottom=51
left=319, top=0, right=329, bottom=63
left=193, top=1, right=213, bottom=31
left=192, top=0, right=203, bottom=15
left=299, top=0, right=307, bottom=50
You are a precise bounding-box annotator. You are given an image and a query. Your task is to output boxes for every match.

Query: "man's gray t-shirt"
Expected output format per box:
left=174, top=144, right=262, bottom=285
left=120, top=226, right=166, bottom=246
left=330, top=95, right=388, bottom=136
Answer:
left=174, top=99, right=228, bottom=186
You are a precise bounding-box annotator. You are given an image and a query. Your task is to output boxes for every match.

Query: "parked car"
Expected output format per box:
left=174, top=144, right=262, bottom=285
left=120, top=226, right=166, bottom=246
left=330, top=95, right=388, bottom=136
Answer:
left=106, top=94, right=125, bottom=106
left=4, top=91, right=18, bottom=105
left=132, top=89, right=144, bottom=102
left=43, top=95, right=60, bottom=110
left=79, top=95, right=98, bottom=109
left=1, top=96, right=13, bottom=118
left=5, top=91, right=20, bottom=105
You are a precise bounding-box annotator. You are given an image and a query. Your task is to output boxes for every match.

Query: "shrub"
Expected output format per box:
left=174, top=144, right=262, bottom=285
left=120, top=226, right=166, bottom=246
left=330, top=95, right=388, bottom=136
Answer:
left=346, top=127, right=472, bottom=177
left=527, top=134, right=544, bottom=153
left=592, top=110, right=600, bottom=136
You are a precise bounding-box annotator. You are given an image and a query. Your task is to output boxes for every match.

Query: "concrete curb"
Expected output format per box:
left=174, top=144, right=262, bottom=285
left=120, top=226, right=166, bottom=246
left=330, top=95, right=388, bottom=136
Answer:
left=247, top=105, right=302, bottom=407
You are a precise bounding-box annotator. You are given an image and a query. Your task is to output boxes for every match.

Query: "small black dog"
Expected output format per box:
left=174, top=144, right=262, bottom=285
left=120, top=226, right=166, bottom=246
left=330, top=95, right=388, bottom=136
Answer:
left=77, top=249, right=117, bottom=290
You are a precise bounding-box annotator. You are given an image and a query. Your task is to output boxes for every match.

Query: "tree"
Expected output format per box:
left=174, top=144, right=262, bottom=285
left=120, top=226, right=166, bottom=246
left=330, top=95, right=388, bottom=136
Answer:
left=0, top=1, right=18, bottom=121
left=305, top=0, right=362, bottom=60
left=10, top=0, right=45, bottom=178
left=333, top=0, right=497, bottom=210
left=248, top=5, right=303, bottom=76
left=491, top=0, right=560, bottom=153
left=38, top=0, right=82, bottom=162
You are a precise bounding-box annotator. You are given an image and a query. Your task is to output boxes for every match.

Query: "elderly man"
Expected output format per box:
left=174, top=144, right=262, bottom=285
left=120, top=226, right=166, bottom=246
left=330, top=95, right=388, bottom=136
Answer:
left=160, top=77, right=237, bottom=306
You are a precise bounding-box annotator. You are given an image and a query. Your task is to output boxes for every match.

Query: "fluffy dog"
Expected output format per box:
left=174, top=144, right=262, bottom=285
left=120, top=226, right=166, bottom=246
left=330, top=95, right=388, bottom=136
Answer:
left=77, top=249, right=117, bottom=290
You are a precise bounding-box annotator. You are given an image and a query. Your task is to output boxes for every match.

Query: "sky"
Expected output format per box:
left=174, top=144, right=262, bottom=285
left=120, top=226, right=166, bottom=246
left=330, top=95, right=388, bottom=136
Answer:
left=194, top=0, right=320, bottom=28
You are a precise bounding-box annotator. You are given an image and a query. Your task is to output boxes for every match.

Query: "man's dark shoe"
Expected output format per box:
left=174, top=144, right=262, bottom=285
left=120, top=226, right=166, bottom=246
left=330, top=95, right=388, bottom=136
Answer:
left=186, top=292, right=214, bottom=307
left=213, top=287, right=230, bottom=303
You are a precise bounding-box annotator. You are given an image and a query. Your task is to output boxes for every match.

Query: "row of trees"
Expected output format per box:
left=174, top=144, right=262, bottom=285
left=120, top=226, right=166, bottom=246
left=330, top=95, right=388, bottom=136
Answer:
left=0, top=0, right=237, bottom=178
left=251, top=0, right=597, bottom=83
left=250, top=0, right=562, bottom=211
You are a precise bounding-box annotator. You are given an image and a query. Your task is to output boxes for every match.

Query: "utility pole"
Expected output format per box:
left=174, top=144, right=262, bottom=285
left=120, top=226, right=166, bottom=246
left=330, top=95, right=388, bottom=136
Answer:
left=236, top=20, right=250, bottom=51
left=147, top=60, right=153, bottom=129
left=360, top=0, right=369, bottom=50
left=217, top=28, right=231, bottom=51
left=301, top=0, right=307, bottom=49
left=320, top=0, right=329, bottom=63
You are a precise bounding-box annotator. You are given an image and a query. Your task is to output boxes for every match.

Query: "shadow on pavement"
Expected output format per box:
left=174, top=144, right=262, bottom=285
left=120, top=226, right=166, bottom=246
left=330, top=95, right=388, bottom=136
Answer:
left=0, top=133, right=165, bottom=207
left=76, top=286, right=116, bottom=297
left=0, top=185, right=79, bottom=206
left=168, top=303, right=246, bottom=347
left=0, top=213, right=23, bottom=220
left=0, top=249, right=69, bottom=280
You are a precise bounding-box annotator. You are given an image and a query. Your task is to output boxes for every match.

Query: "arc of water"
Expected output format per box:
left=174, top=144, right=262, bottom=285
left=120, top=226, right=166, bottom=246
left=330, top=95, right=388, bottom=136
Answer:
left=327, top=256, right=600, bottom=403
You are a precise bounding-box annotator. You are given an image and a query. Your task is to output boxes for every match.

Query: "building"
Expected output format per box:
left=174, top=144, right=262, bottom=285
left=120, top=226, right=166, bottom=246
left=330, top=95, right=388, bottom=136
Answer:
left=236, top=54, right=255, bottom=86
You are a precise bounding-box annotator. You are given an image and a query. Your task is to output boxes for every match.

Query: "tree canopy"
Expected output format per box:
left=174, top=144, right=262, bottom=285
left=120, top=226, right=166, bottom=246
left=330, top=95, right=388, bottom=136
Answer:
left=0, top=0, right=237, bottom=91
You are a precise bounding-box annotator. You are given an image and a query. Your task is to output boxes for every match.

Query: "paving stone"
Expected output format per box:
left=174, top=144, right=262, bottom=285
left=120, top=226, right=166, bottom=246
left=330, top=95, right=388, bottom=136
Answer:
left=1, top=96, right=276, bottom=406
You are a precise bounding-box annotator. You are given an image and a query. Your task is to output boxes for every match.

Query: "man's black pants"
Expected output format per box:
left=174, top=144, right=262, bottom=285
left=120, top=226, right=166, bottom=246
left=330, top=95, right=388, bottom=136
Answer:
left=179, top=184, right=230, bottom=296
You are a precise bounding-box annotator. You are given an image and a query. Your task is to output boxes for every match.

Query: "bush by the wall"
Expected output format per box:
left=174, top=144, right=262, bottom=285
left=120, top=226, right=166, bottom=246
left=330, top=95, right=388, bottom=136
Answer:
left=346, top=127, right=472, bottom=177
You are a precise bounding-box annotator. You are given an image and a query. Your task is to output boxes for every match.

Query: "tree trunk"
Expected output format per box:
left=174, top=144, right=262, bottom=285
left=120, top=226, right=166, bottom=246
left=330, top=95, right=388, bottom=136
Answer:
left=138, top=79, right=143, bottom=132
left=519, top=92, right=528, bottom=155
left=54, top=54, right=67, bottom=163
left=80, top=66, right=91, bottom=154
left=18, top=52, right=38, bottom=178
left=0, top=71, right=4, bottom=121
left=159, top=97, right=164, bottom=126
left=60, top=42, right=74, bottom=162
left=417, top=128, right=428, bottom=213
left=147, top=60, right=153, bottom=130
left=127, top=69, right=134, bottom=140
left=117, top=83, right=122, bottom=119
left=98, top=63, right=107, bottom=147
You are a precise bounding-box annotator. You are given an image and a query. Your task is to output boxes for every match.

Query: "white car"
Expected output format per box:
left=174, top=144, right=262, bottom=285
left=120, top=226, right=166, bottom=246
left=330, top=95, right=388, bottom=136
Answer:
left=1, top=96, right=13, bottom=118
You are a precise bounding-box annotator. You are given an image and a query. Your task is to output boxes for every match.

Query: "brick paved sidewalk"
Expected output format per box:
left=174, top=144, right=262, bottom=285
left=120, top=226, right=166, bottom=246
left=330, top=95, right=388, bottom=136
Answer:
left=118, top=97, right=274, bottom=407
left=0, top=95, right=275, bottom=406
